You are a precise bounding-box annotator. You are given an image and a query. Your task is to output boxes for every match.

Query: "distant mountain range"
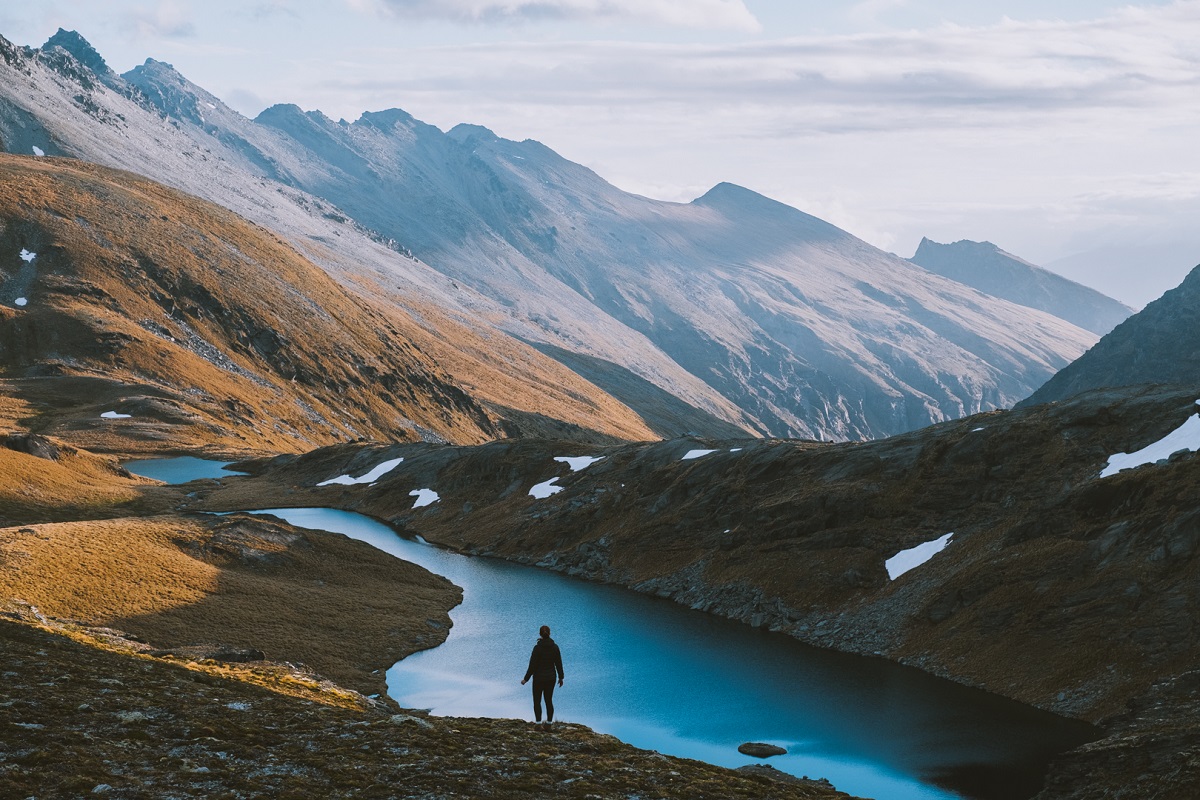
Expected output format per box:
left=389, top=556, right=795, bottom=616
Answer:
left=0, top=30, right=1113, bottom=442
left=909, top=238, right=1133, bottom=335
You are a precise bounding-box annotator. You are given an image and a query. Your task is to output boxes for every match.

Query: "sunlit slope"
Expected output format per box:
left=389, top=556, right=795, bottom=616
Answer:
left=0, top=156, right=657, bottom=454
left=0, top=32, right=749, bottom=439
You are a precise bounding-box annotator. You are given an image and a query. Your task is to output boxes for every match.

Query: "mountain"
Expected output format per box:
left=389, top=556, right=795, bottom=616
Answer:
left=0, top=155, right=660, bottom=454
left=238, top=104, right=1099, bottom=440
left=909, top=237, right=1133, bottom=335
left=1021, top=263, right=1200, bottom=407
left=0, top=31, right=1101, bottom=441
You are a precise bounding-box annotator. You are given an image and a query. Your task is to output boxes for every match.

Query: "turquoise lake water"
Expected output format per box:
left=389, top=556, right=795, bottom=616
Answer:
left=125, top=458, right=1095, bottom=799
left=124, top=456, right=247, bottom=483
left=250, top=506, right=1097, bottom=800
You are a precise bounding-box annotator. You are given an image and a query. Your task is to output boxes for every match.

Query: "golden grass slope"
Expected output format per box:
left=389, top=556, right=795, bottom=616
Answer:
left=0, top=154, right=655, bottom=457
left=0, top=512, right=460, bottom=696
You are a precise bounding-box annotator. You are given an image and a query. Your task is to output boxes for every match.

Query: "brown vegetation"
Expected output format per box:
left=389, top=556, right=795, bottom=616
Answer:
left=0, top=154, right=656, bottom=458
left=0, top=510, right=459, bottom=697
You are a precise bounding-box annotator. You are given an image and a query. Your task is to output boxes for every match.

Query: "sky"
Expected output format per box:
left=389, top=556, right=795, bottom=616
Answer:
left=4, top=0, right=1200, bottom=307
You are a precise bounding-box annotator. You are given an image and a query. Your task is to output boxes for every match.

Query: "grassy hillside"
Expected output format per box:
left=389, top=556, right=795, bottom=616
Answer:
left=0, top=155, right=657, bottom=457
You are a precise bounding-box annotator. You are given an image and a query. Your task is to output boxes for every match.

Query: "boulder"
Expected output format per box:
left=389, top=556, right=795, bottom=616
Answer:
left=738, top=741, right=787, bottom=758
left=3, top=432, right=60, bottom=460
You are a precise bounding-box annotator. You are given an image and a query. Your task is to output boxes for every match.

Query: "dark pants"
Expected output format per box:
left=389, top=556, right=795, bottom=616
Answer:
left=532, top=675, right=556, bottom=722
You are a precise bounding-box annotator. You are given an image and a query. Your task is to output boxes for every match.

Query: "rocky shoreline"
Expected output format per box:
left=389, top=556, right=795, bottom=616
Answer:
left=0, top=610, right=856, bottom=800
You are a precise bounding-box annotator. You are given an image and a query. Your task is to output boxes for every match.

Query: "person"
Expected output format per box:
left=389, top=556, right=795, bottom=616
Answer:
left=520, top=625, right=564, bottom=725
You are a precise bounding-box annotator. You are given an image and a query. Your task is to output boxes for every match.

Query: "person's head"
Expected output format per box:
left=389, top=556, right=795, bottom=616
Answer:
left=539, top=625, right=550, bottom=639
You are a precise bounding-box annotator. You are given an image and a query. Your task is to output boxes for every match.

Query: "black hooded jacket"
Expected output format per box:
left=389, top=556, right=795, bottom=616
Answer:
left=524, top=637, right=564, bottom=681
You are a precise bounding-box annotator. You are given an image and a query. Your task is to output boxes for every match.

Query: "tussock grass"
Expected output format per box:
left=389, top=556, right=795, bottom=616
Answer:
left=0, top=441, right=168, bottom=524
left=0, top=511, right=459, bottom=697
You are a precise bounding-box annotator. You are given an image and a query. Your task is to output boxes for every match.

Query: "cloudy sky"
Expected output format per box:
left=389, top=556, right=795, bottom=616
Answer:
left=5, top=0, right=1200, bottom=306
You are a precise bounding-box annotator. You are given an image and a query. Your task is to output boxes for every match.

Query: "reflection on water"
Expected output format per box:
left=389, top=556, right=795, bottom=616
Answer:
left=248, top=507, right=1097, bottom=800
left=124, top=456, right=247, bottom=484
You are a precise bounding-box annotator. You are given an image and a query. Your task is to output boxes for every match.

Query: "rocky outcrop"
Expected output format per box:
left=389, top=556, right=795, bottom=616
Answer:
left=1023, top=264, right=1200, bottom=406
left=2, top=433, right=61, bottom=461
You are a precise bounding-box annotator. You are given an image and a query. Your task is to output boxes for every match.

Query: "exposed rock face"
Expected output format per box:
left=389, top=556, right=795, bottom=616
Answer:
left=1023, top=264, right=1200, bottom=407
left=910, top=238, right=1132, bottom=335
left=2, top=433, right=60, bottom=460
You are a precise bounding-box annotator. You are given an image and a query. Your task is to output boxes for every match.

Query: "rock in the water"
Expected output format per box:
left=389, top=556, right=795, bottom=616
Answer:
left=738, top=741, right=787, bottom=758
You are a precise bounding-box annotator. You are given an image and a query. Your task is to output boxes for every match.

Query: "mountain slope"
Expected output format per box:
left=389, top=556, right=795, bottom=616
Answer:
left=0, top=31, right=743, bottom=442
left=909, top=238, right=1133, bottom=336
left=245, top=112, right=1100, bottom=438
left=1021, top=263, right=1200, bottom=407
left=0, top=155, right=660, bottom=454
left=0, top=31, right=1099, bottom=441
left=242, top=103, right=1099, bottom=439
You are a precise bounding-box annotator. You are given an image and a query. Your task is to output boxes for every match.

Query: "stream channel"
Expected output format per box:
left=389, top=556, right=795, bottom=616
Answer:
left=126, top=458, right=1098, bottom=800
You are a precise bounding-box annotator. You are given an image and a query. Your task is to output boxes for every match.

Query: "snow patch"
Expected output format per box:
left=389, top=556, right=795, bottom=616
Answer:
left=554, top=455, right=604, bottom=472
left=31, top=146, right=44, bottom=157
left=316, top=457, right=403, bottom=486
left=886, top=533, right=953, bottom=580
left=1101, top=410, right=1200, bottom=478
left=729, top=447, right=743, bottom=452
left=682, top=449, right=717, bottom=460
left=972, top=427, right=985, bottom=432
left=100, top=411, right=131, bottom=419
left=19, top=249, right=36, bottom=262
left=205, top=102, right=216, bottom=109
left=529, top=477, right=563, bottom=499
left=14, top=297, right=27, bottom=307
left=409, top=488, right=440, bottom=508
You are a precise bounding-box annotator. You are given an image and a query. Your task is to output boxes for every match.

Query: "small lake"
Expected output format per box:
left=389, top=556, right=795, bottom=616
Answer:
left=124, top=456, right=248, bottom=483
left=246, top=505, right=1097, bottom=800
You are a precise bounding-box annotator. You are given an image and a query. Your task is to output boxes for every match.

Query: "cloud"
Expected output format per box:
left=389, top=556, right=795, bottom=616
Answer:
left=359, top=0, right=761, bottom=31
left=120, top=1, right=197, bottom=38
left=236, top=2, right=1200, bottom=305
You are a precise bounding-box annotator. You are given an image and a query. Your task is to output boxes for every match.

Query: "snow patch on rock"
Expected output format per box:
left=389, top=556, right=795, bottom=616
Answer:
left=1101, top=405, right=1200, bottom=478
left=316, top=457, right=403, bottom=486
left=682, top=449, right=717, bottom=460
left=14, top=297, right=27, bottom=307
left=19, top=249, right=36, bottom=262
left=529, top=477, right=563, bottom=499
left=31, top=146, right=44, bottom=157
left=554, top=455, right=603, bottom=472
left=100, top=411, right=131, bottom=419
left=409, top=488, right=440, bottom=508
left=886, top=533, right=954, bottom=580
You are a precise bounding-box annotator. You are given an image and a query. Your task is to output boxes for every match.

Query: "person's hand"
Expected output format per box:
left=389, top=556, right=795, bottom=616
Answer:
left=520, top=678, right=528, bottom=685
left=558, top=678, right=564, bottom=687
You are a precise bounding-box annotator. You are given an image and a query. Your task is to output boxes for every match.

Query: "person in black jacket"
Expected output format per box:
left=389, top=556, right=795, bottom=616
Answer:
left=520, top=625, right=564, bottom=724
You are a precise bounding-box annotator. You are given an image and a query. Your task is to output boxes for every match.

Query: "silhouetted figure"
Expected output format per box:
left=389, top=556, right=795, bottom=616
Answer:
left=521, top=625, right=564, bottom=724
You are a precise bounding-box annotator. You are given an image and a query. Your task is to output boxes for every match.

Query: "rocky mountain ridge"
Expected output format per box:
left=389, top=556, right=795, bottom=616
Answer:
left=0, top=29, right=1102, bottom=441
left=1022, top=263, right=1200, bottom=407
left=909, top=238, right=1133, bottom=336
